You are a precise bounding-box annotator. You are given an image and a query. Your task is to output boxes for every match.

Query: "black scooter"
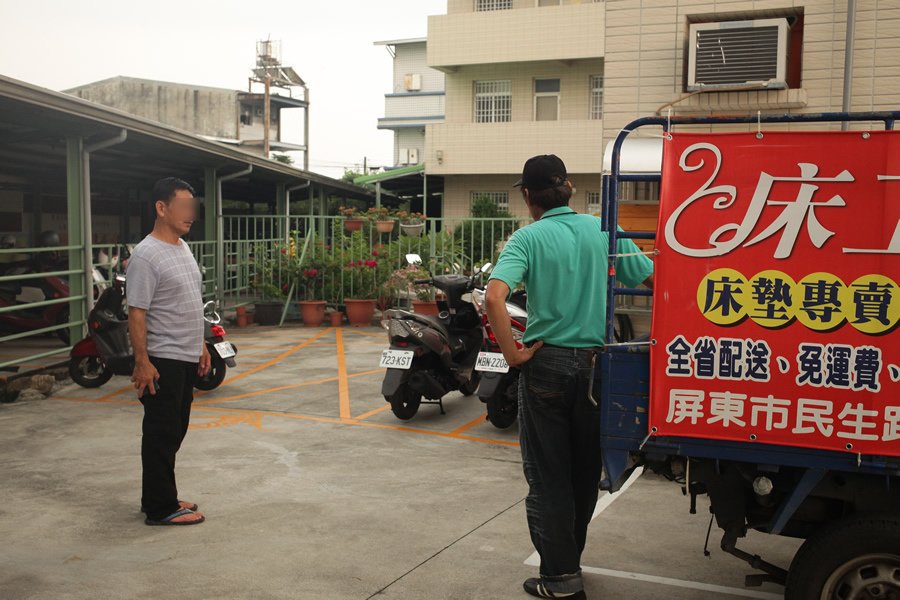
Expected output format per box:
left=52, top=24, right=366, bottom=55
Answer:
left=379, top=255, right=492, bottom=420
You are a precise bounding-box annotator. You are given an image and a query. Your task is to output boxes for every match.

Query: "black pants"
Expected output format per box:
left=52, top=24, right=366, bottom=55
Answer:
left=519, top=346, right=602, bottom=595
left=140, top=356, right=197, bottom=521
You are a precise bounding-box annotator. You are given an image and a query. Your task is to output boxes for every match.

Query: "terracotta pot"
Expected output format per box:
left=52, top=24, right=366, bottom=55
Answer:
left=411, top=300, right=440, bottom=316
left=400, top=222, right=425, bottom=237
left=299, top=300, right=326, bottom=326
left=375, top=219, right=396, bottom=233
left=235, top=306, right=248, bottom=327
left=344, top=299, right=376, bottom=327
left=344, top=219, right=364, bottom=232
left=329, top=311, right=344, bottom=326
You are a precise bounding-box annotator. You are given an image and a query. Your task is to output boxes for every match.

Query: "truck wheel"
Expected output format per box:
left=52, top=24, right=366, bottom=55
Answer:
left=386, top=383, right=421, bottom=420
left=194, top=353, right=226, bottom=391
left=69, top=356, right=112, bottom=388
left=785, top=513, right=900, bottom=600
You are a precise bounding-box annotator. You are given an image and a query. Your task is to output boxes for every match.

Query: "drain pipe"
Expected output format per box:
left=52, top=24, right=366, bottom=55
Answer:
left=83, top=129, right=127, bottom=311
left=285, top=180, right=311, bottom=244
left=841, top=0, right=857, bottom=130
left=216, top=165, right=253, bottom=308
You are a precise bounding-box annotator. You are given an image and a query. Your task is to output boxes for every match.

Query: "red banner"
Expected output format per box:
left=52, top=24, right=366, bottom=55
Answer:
left=649, top=131, right=900, bottom=457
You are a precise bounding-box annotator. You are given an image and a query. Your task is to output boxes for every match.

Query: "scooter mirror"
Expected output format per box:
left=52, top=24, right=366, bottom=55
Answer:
left=203, top=300, right=221, bottom=324
left=405, top=253, right=422, bottom=266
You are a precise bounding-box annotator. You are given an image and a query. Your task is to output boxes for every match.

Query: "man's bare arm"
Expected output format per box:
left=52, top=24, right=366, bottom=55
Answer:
left=129, top=307, right=159, bottom=396
left=643, top=274, right=654, bottom=289
left=485, top=280, right=542, bottom=367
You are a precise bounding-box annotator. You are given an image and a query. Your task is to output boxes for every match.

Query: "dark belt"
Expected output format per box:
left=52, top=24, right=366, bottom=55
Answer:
left=539, top=343, right=602, bottom=355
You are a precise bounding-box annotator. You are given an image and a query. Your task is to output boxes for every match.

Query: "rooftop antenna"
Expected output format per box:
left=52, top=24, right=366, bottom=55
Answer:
left=249, top=37, right=309, bottom=167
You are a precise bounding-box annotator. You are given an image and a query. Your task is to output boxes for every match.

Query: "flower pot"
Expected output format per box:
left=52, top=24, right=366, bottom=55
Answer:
left=299, top=300, right=327, bottom=327
left=344, top=299, right=376, bottom=327
left=375, top=219, right=396, bottom=234
left=255, top=302, right=283, bottom=326
left=411, top=300, right=440, bottom=316
left=400, top=222, right=425, bottom=237
left=329, top=311, right=344, bottom=326
left=344, top=218, right=364, bottom=232
left=235, top=306, right=248, bottom=327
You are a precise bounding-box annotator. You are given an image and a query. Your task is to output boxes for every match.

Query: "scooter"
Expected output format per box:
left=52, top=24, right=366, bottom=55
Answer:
left=471, top=287, right=528, bottom=429
left=69, top=274, right=236, bottom=389
left=379, top=255, right=492, bottom=420
left=0, top=263, right=107, bottom=346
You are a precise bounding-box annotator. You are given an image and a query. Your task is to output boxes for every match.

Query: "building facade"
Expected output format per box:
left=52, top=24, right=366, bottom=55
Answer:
left=65, top=76, right=309, bottom=161
left=423, top=0, right=900, bottom=225
left=376, top=39, right=446, bottom=168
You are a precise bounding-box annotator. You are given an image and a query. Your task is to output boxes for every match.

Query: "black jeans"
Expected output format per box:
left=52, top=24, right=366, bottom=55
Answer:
left=140, top=356, right=197, bottom=521
left=519, top=346, right=602, bottom=594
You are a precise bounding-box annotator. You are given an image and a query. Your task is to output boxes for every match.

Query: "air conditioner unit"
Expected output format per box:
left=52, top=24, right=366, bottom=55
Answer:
left=398, top=148, right=410, bottom=165
left=404, top=73, right=422, bottom=92
left=687, top=18, right=789, bottom=92
left=408, top=148, right=419, bottom=164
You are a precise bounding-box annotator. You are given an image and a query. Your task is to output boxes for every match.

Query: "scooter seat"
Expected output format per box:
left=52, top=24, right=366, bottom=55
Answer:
left=385, top=309, right=450, bottom=340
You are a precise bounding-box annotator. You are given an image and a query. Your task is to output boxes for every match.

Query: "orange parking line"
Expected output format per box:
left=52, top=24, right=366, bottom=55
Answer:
left=197, top=327, right=332, bottom=394
left=336, top=328, right=351, bottom=420
left=450, top=415, right=487, bottom=436
left=351, top=403, right=391, bottom=421
left=193, top=368, right=384, bottom=406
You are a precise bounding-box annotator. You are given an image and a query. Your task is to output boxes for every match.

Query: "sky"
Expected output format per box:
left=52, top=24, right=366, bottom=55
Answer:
left=0, top=0, right=446, bottom=179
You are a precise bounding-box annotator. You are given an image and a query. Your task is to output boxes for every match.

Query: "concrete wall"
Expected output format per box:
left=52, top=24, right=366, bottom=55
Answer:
left=67, top=77, right=239, bottom=139
left=392, top=41, right=445, bottom=94
left=395, top=128, right=427, bottom=166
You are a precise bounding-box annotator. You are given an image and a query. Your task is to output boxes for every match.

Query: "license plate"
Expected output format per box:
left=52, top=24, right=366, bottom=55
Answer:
left=475, top=351, right=509, bottom=373
left=379, top=349, right=414, bottom=369
left=214, top=341, right=236, bottom=359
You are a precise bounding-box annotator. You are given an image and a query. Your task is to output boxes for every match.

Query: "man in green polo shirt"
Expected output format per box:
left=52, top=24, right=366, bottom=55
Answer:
left=485, top=155, right=653, bottom=599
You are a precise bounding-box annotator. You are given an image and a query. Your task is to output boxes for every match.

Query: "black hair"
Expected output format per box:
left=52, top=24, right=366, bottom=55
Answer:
left=152, top=177, right=195, bottom=205
left=525, top=181, right=572, bottom=211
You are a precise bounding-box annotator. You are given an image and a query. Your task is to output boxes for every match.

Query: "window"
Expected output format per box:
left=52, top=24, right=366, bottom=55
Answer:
left=618, top=181, right=660, bottom=203
left=586, top=191, right=602, bottom=215
left=536, top=0, right=561, bottom=5
left=590, top=74, right=603, bottom=120
left=471, top=191, right=509, bottom=211
left=474, top=80, right=512, bottom=123
left=475, top=0, right=511, bottom=10
left=534, top=78, right=560, bottom=122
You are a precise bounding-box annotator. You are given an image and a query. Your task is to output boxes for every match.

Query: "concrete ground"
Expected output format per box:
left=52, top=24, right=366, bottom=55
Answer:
left=0, top=324, right=800, bottom=600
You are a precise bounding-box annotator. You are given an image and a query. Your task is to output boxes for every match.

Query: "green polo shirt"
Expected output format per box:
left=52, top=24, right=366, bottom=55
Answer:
left=489, top=206, right=654, bottom=347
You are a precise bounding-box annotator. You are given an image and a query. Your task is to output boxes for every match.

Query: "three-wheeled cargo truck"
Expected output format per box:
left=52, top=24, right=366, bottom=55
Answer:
left=599, top=112, right=900, bottom=599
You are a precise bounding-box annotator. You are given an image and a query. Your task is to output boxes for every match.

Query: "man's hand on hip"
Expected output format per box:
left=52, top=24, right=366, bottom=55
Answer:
left=198, top=344, right=211, bottom=377
left=505, top=341, right=544, bottom=368
left=132, top=359, right=160, bottom=398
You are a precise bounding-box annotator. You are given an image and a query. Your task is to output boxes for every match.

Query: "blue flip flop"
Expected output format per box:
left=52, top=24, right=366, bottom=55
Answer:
left=144, top=508, right=205, bottom=526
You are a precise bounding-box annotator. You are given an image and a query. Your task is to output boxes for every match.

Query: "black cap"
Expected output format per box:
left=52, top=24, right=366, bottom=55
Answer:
left=513, top=154, right=568, bottom=191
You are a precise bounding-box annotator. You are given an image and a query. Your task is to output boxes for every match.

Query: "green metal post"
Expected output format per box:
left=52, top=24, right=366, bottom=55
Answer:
left=66, top=137, right=85, bottom=346
left=276, top=182, right=287, bottom=243
left=203, top=168, right=217, bottom=300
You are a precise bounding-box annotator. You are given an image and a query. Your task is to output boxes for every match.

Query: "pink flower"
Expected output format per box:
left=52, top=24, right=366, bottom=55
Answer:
left=280, top=248, right=287, bottom=255
left=365, top=260, right=377, bottom=268
left=306, top=269, right=318, bottom=278
left=371, top=250, right=379, bottom=256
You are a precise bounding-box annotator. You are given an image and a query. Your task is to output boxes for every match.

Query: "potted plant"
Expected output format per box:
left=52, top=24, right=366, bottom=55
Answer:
left=339, top=206, right=365, bottom=232
left=297, top=260, right=326, bottom=327
left=253, top=283, right=287, bottom=326
left=328, top=309, right=344, bottom=326
left=368, top=206, right=396, bottom=234
left=252, top=242, right=298, bottom=326
left=398, top=211, right=425, bottom=237
left=386, top=264, right=438, bottom=316
left=342, top=252, right=391, bottom=327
